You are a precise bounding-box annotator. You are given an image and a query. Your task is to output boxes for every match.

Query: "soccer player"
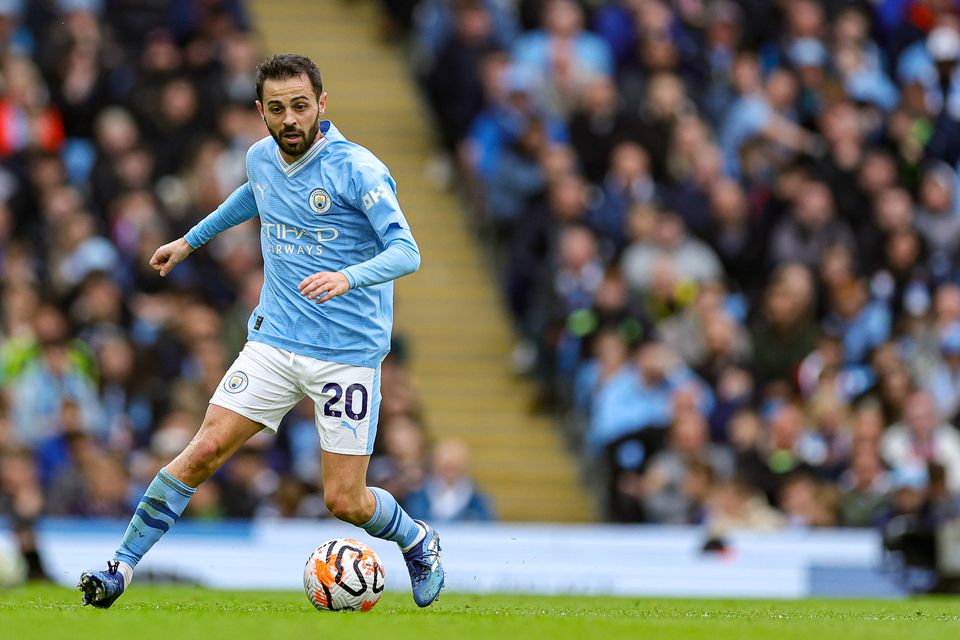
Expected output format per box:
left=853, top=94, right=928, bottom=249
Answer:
left=78, top=54, right=443, bottom=608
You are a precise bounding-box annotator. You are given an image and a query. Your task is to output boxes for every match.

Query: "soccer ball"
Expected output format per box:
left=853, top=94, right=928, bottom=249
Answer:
left=303, top=538, right=385, bottom=612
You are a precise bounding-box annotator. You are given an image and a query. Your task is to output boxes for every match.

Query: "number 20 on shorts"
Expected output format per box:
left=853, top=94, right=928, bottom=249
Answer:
left=321, top=382, right=369, bottom=420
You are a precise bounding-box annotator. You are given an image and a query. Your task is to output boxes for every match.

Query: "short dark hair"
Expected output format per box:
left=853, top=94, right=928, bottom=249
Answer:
left=255, top=54, right=323, bottom=101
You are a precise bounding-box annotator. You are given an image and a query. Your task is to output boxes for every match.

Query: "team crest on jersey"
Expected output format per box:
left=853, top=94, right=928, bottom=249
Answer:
left=309, top=188, right=332, bottom=214
left=224, top=371, right=249, bottom=394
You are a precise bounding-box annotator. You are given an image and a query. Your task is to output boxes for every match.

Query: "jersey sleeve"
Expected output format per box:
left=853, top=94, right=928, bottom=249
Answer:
left=348, top=160, right=412, bottom=234
left=340, top=161, right=420, bottom=289
left=184, top=182, right=258, bottom=249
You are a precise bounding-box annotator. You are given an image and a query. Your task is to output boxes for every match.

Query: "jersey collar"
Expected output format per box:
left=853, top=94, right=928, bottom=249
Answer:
left=274, top=120, right=337, bottom=177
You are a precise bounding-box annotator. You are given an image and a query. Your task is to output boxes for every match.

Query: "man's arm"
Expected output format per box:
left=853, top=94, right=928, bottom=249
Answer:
left=150, top=182, right=257, bottom=277
left=298, top=229, right=419, bottom=303
left=341, top=226, right=420, bottom=289
left=300, top=165, right=420, bottom=304
left=184, top=182, right=258, bottom=249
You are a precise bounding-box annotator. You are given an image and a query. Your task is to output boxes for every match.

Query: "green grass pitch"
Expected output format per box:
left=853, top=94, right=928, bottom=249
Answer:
left=2, top=584, right=959, bottom=640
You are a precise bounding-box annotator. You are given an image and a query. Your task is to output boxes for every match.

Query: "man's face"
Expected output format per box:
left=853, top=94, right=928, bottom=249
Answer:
left=256, top=74, right=326, bottom=159
left=906, top=393, right=938, bottom=437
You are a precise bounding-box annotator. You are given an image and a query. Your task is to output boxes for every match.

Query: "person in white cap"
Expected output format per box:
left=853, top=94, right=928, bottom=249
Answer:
left=897, top=22, right=960, bottom=117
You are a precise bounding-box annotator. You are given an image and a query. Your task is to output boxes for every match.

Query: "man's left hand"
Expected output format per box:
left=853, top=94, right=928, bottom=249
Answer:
left=298, top=271, right=351, bottom=304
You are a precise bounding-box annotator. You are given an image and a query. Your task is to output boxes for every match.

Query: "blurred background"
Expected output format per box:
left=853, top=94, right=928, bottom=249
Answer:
left=2, top=0, right=960, bottom=595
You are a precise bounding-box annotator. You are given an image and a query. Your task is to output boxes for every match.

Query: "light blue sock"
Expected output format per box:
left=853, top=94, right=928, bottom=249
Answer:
left=360, top=487, right=423, bottom=552
left=114, top=469, right=195, bottom=568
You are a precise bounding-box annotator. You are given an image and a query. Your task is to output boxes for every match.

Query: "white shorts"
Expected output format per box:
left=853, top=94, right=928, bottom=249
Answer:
left=210, top=341, right=381, bottom=455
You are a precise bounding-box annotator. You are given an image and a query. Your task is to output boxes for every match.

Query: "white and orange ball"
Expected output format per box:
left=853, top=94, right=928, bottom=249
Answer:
left=303, top=538, right=385, bottom=612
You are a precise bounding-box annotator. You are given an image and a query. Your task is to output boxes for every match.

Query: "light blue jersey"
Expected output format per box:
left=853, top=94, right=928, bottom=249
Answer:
left=184, top=120, right=420, bottom=368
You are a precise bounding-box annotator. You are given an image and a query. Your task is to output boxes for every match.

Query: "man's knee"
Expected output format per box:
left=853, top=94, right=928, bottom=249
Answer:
left=324, top=487, right=368, bottom=524
left=185, top=436, right=225, bottom=471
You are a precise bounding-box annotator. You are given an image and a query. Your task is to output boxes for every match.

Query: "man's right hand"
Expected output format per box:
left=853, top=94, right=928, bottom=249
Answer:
left=150, top=238, right=194, bottom=277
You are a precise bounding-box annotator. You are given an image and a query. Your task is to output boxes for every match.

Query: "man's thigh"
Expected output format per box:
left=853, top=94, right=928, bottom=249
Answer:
left=209, top=341, right=306, bottom=432
left=321, top=449, right=371, bottom=495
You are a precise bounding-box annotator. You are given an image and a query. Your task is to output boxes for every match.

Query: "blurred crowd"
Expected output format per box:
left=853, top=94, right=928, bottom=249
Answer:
left=0, top=0, right=493, bottom=579
left=11, top=0, right=960, bottom=562
left=405, top=0, right=960, bottom=532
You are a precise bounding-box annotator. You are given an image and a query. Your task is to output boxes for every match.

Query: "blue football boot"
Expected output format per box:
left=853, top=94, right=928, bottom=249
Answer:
left=402, top=520, right=444, bottom=607
left=78, top=560, right=126, bottom=608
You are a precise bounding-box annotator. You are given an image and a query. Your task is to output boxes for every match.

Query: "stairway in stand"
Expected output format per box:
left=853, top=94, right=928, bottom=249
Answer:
left=250, top=0, right=593, bottom=521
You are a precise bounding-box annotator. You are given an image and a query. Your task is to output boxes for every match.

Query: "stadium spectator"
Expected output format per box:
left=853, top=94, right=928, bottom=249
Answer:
left=504, top=171, right=592, bottom=339
left=0, top=446, right=47, bottom=579
left=463, top=63, right=569, bottom=201
left=590, top=141, right=655, bottom=249
left=705, top=477, right=785, bottom=535
left=928, top=461, right=960, bottom=523
left=832, top=7, right=898, bottom=113
left=423, top=0, right=500, bottom=151
left=823, top=278, right=892, bottom=366
left=749, top=263, right=818, bottom=388
left=914, top=162, right=960, bottom=279
left=633, top=411, right=734, bottom=524
left=46, top=442, right=130, bottom=518
left=587, top=341, right=713, bottom=453
left=405, top=438, right=495, bottom=522
left=769, top=179, right=855, bottom=269
left=573, top=326, right=633, bottom=415
left=718, top=64, right=816, bottom=178
left=9, top=319, right=101, bottom=446
left=484, top=116, right=549, bottom=233
left=896, top=22, right=960, bottom=120
left=567, top=74, right=630, bottom=184
left=880, top=463, right=932, bottom=530
left=881, top=391, right=960, bottom=492
left=512, top=0, right=613, bottom=116
left=412, top=0, right=518, bottom=67
left=371, top=414, right=429, bottom=504
left=620, top=211, right=723, bottom=294
left=702, top=178, right=765, bottom=290
left=837, top=444, right=890, bottom=527
left=658, top=281, right=751, bottom=382
left=805, top=391, right=855, bottom=479
left=923, top=323, right=960, bottom=421
left=216, top=442, right=278, bottom=519
left=737, top=402, right=820, bottom=504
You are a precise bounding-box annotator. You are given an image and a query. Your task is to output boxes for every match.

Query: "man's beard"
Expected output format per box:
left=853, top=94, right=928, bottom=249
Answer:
left=271, top=116, right=321, bottom=158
